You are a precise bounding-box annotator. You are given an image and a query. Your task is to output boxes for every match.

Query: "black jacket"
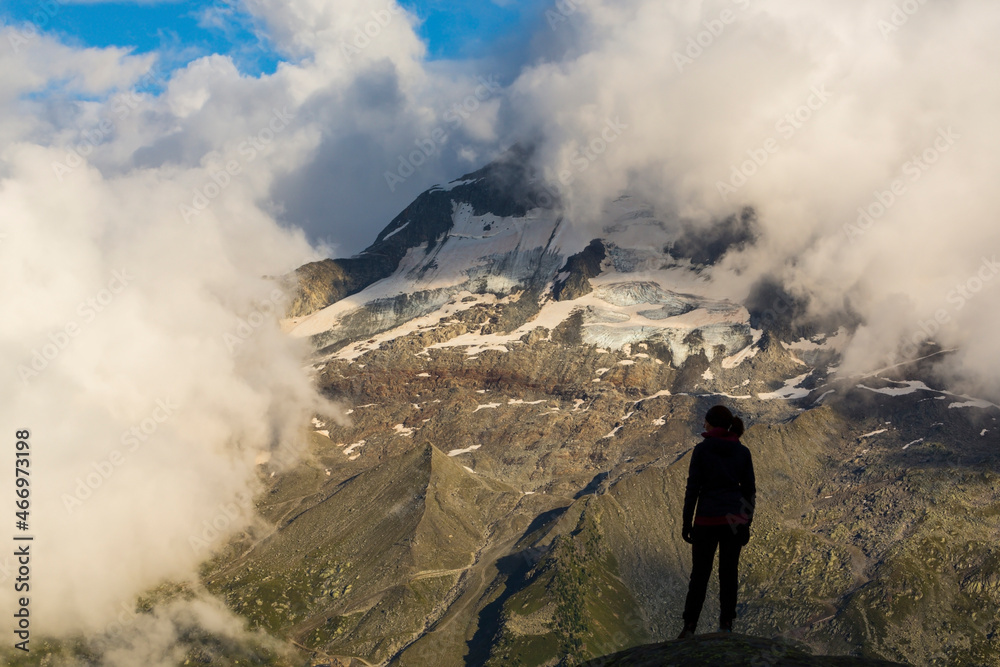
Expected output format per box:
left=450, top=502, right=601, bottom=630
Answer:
left=682, top=428, right=756, bottom=528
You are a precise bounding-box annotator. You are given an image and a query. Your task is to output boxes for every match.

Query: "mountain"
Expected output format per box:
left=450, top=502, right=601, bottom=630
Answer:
left=254, top=148, right=999, bottom=667
left=13, top=149, right=996, bottom=666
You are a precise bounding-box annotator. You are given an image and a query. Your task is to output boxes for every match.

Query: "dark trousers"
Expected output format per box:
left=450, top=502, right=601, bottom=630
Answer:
left=682, top=524, right=743, bottom=627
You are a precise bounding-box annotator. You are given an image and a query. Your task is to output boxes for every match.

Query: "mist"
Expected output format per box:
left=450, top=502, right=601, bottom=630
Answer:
left=1, top=0, right=999, bottom=660
left=503, top=0, right=1000, bottom=397
left=0, top=0, right=519, bottom=644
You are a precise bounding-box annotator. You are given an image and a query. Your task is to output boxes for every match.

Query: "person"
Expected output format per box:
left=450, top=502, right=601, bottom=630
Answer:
left=677, top=404, right=755, bottom=638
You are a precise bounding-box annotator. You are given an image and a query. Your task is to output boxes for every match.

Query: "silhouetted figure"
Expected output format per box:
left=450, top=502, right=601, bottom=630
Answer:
left=677, top=405, right=755, bottom=638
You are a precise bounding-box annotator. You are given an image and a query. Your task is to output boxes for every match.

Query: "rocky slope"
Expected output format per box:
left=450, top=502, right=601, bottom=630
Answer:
left=12, top=151, right=996, bottom=667
left=250, top=150, right=998, bottom=667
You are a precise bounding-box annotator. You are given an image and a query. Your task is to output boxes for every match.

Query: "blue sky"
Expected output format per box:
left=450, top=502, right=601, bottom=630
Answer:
left=0, top=0, right=542, bottom=76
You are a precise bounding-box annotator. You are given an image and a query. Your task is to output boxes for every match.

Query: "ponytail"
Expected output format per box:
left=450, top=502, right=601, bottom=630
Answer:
left=705, top=405, right=745, bottom=437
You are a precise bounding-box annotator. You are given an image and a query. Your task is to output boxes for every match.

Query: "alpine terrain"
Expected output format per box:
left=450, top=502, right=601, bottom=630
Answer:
left=256, top=149, right=1000, bottom=666
left=15, top=149, right=1000, bottom=667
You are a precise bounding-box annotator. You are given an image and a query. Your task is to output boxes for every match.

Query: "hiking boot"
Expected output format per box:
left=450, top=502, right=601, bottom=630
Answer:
left=718, top=622, right=733, bottom=633
left=676, top=623, right=697, bottom=639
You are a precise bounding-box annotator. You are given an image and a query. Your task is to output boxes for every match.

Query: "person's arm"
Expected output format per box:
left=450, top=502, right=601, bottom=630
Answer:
left=741, top=450, right=756, bottom=525
left=682, top=446, right=702, bottom=530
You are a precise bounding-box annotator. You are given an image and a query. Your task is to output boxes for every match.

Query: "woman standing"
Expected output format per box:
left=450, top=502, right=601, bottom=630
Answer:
left=677, top=405, right=756, bottom=638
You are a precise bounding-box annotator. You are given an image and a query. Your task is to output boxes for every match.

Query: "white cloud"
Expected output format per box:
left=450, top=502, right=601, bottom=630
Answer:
left=503, top=0, right=1000, bottom=396
left=0, top=0, right=518, bottom=647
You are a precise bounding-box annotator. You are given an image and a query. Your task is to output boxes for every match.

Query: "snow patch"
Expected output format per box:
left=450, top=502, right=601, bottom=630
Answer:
left=787, top=328, right=849, bottom=353
left=949, top=398, right=996, bottom=409
left=634, top=390, right=672, bottom=404
left=421, top=272, right=751, bottom=363
left=721, top=344, right=758, bottom=369
left=448, top=444, right=481, bottom=456
left=902, top=439, right=924, bottom=450
left=860, top=429, right=888, bottom=438
left=758, top=373, right=811, bottom=400
left=474, top=403, right=501, bottom=412
left=394, top=424, right=415, bottom=437
left=855, top=382, right=999, bottom=410
left=381, top=221, right=410, bottom=241
left=343, top=440, right=366, bottom=456
left=857, top=381, right=934, bottom=397
left=431, top=178, right=477, bottom=192
left=814, top=390, right=835, bottom=404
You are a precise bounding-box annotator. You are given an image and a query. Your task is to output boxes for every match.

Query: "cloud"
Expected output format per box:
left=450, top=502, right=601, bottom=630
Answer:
left=0, top=122, right=340, bottom=635
left=0, top=1, right=519, bottom=651
left=0, top=15, right=353, bottom=645
left=501, top=0, right=1000, bottom=397
left=2, top=0, right=999, bottom=659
